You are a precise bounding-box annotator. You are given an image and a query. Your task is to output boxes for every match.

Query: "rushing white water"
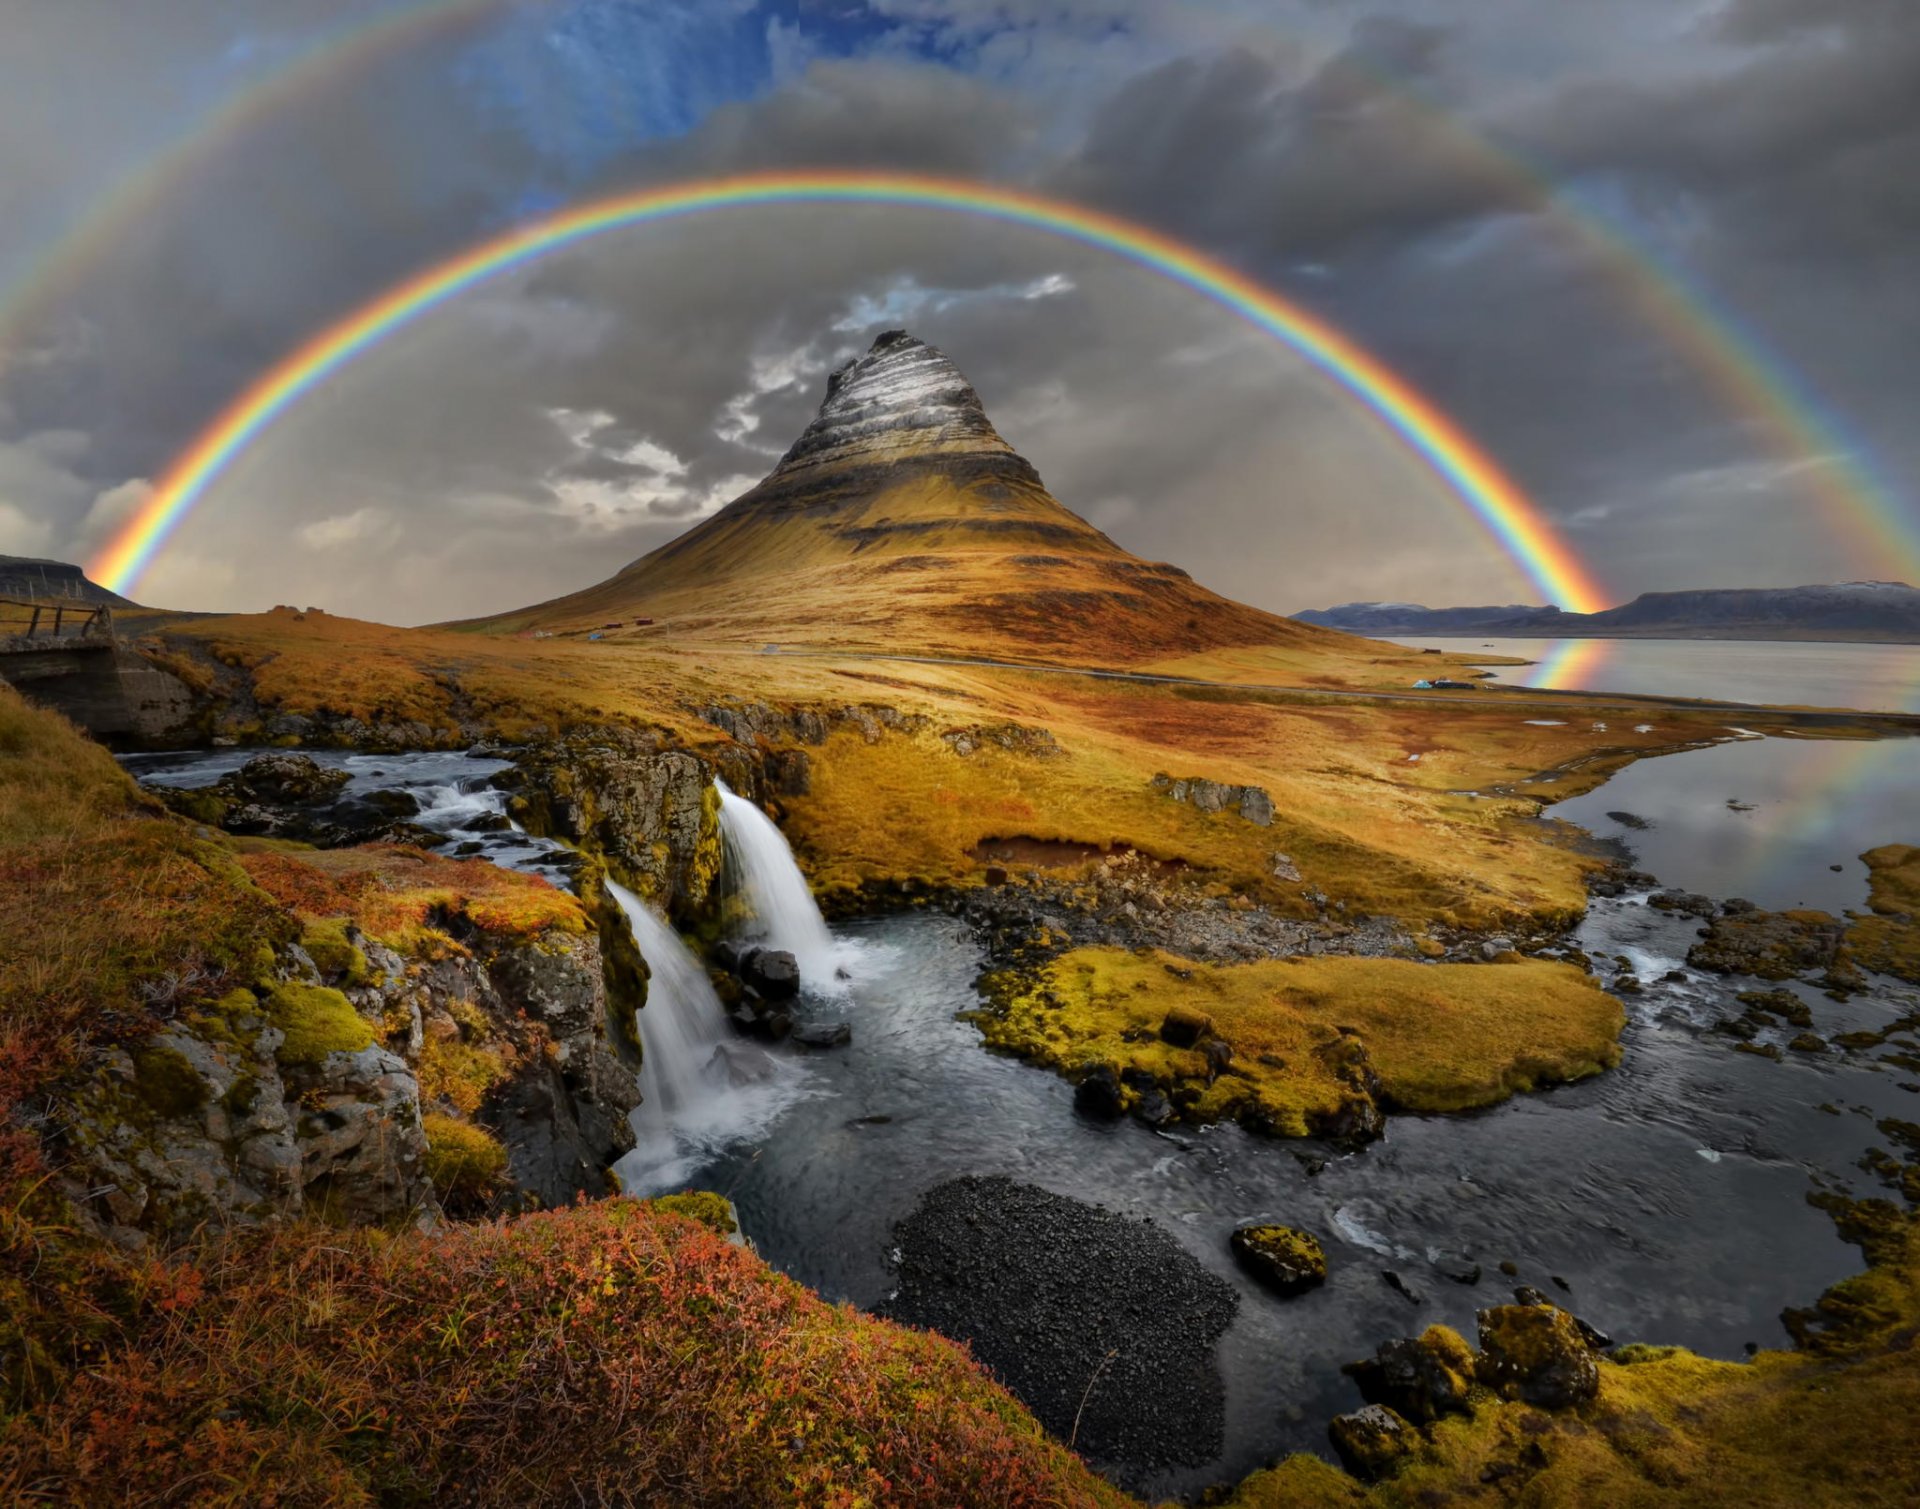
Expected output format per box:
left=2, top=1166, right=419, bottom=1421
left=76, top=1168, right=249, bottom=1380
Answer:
left=714, top=778, right=844, bottom=988
left=606, top=879, right=805, bottom=1194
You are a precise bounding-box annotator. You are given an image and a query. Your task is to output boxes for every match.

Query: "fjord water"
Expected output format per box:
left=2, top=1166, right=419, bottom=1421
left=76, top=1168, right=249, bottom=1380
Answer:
left=1551, top=732, right=1920, bottom=911
left=1388, top=634, right=1920, bottom=712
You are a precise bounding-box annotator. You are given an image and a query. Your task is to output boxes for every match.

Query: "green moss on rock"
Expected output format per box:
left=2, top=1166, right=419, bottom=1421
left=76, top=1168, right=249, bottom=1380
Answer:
left=646, top=1190, right=739, bottom=1236
left=299, top=918, right=370, bottom=986
left=421, top=1113, right=508, bottom=1204
left=1231, top=1222, right=1328, bottom=1294
left=131, top=1045, right=208, bottom=1119
left=264, top=982, right=374, bottom=1065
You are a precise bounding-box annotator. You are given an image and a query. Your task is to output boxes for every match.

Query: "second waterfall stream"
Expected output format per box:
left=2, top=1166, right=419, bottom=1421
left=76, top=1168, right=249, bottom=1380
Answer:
left=714, top=778, right=846, bottom=988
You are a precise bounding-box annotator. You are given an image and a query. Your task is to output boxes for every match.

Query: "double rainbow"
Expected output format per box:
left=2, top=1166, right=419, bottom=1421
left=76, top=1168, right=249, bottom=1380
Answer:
left=89, top=170, right=1609, bottom=610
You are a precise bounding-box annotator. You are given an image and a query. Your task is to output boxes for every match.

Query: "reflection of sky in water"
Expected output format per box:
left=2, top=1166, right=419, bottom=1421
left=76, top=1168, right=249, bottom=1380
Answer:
left=1389, top=637, right=1920, bottom=713
left=1554, top=735, right=1920, bottom=911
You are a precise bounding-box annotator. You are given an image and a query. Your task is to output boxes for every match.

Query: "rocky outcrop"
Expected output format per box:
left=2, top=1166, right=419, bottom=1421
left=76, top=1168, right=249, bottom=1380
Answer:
left=698, top=698, right=931, bottom=750
left=1688, top=906, right=1853, bottom=984
left=505, top=729, right=732, bottom=916
left=1151, top=773, right=1274, bottom=826
left=157, top=753, right=440, bottom=847
left=59, top=917, right=638, bottom=1247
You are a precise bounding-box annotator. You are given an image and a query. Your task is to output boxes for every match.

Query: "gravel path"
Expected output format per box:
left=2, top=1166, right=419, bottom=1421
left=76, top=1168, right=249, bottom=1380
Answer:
left=880, top=1175, right=1238, bottom=1481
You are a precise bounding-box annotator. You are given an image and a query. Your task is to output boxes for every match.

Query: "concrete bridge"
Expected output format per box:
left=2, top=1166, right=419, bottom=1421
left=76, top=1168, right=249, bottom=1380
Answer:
left=1, top=597, right=193, bottom=741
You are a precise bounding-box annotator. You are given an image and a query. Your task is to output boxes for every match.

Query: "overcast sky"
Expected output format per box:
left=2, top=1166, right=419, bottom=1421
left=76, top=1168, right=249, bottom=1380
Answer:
left=1, top=0, right=1915, bottom=622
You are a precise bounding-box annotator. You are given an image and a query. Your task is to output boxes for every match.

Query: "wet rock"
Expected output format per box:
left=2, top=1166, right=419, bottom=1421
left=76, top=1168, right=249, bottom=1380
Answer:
left=1073, top=1062, right=1125, bottom=1120
left=742, top=949, right=801, bottom=1001
left=1230, top=1223, right=1328, bottom=1295
left=880, top=1176, right=1237, bottom=1477
left=1689, top=907, right=1848, bottom=982
left=790, top=1020, right=852, bottom=1049
left=510, top=731, right=723, bottom=913
left=1382, top=1270, right=1423, bottom=1305
left=1329, top=1404, right=1416, bottom=1481
left=1650, top=890, right=1716, bottom=918
left=1476, top=1302, right=1601, bottom=1409
left=1345, top=1325, right=1476, bottom=1424
left=362, top=788, right=420, bottom=818
left=1132, top=1089, right=1176, bottom=1127
left=234, top=753, right=352, bottom=805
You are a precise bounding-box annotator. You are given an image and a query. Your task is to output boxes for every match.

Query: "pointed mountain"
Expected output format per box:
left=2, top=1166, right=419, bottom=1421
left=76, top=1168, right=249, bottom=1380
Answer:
left=481, top=331, right=1338, bottom=663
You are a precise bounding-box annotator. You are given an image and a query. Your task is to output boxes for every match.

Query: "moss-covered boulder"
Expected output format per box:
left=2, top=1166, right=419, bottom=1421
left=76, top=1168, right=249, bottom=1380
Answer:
left=1475, top=1302, right=1601, bottom=1409
left=1345, top=1324, right=1476, bottom=1424
left=1161, top=1004, right=1215, bottom=1047
left=1231, top=1222, right=1328, bottom=1295
left=1328, top=1403, right=1416, bottom=1481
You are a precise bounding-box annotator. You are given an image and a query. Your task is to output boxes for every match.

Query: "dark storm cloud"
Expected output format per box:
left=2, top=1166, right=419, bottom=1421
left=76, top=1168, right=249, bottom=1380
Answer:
left=1, top=0, right=1916, bottom=620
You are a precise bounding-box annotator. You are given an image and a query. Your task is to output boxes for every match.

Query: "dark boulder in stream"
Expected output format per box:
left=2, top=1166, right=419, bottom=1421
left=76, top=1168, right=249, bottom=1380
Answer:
left=880, top=1175, right=1237, bottom=1480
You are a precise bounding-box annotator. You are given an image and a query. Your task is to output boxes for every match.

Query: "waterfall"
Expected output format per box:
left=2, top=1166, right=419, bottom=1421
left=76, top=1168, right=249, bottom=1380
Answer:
left=607, top=881, right=733, bottom=1127
left=605, top=880, right=800, bottom=1194
left=714, top=779, right=842, bottom=987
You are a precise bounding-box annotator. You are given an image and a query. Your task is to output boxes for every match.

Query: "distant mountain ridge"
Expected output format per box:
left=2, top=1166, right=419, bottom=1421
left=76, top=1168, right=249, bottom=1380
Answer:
left=0, top=555, right=132, bottom=608
left=1296, top=581, right=1920, bottom=643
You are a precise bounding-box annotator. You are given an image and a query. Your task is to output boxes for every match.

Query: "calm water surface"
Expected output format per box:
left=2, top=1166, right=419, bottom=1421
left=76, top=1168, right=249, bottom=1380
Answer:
left=1388, top=635, right=1920, bottom=713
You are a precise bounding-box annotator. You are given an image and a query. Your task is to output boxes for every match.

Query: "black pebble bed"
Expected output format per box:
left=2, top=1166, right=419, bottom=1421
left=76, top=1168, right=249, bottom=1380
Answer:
left=878, top=1174, right=1238, bottom=1482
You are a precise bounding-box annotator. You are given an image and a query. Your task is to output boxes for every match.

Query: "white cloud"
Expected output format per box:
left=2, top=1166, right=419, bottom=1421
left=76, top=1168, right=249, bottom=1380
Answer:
left=298, top=507, right=398, bottom=551
left=0, top=499, right=52, bottom=554
left=715, top=342, right=843, bottom=451
left=73, top=477, right=153, bottom=552
left=831, top=272, right=1077, bottom=332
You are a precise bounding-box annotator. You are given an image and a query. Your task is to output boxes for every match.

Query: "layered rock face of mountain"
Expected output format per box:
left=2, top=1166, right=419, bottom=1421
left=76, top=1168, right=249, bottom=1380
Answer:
left=492, top=330, right=1328, bottom=662
left=1298, top=582, right=1920, bottom=643
left=0, top=554, right=132, bottom=607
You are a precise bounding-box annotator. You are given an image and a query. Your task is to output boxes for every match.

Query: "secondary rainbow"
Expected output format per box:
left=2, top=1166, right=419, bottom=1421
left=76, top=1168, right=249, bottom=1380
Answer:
left=91, top=171, right=1609, bottom=609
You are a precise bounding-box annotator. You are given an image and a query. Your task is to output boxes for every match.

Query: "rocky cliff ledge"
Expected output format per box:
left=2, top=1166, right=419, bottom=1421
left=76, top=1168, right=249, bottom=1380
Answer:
left=56, top=848, right=639, bottom=1245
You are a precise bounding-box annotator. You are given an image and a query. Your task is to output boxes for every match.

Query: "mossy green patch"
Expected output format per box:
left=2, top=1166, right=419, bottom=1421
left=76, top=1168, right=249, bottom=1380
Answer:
left=131, top=1045, right=208, bottom=1119
left=299, top=917, right=370, bottom=986
left=264, top=982, right=375, bottom=1065
left=1849, top=843, right=1920, bottom=984
left=977, top=948, right=1623, bottom=1135
left=421, top=1114, right=508, bottom=1204
left=645, top=1190, right=739, bottom=1236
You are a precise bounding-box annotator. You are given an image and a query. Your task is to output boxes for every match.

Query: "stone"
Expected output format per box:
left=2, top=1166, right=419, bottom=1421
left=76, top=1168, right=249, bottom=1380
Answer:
left=1160, top=1004, right=1214, bottom=1048
left=742, top=949, right=801, bottom=1001
left=1345, top=1326, right=1477, bottom=1424
left=791, top=1020, right=852, bottom=1049
left=362, top=788, right=420, bottom=818
left=1329, top=1404, right=1416, bottom=1481
left=1073, top=1062, right=1125, bottom=1120
left=1230, top=1223, right=1328, bottom=1295
left=1476, top=1302, right=1601, bottom=1409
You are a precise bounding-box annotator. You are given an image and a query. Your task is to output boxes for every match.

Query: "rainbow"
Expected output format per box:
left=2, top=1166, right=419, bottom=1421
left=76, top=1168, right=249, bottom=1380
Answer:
left=13, top=2, right=1916, bottom=595
left=0, top=1, right=504, bottom=349
left=90, top=171, right=1608, bottom=608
